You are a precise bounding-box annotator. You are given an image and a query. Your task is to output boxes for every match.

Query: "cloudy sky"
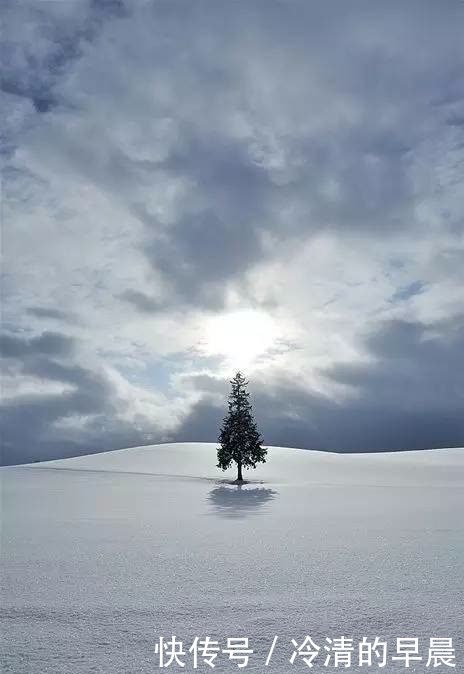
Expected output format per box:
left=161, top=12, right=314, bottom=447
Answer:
left=1, top=0, right=464, bottom=464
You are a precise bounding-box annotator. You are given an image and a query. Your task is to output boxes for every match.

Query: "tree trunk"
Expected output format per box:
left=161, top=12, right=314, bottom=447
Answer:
left=237, top=461, right=243, bottom=481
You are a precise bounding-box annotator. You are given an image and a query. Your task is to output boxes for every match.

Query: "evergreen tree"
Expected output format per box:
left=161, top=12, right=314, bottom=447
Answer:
left=217, top=372, right=267, bottom=482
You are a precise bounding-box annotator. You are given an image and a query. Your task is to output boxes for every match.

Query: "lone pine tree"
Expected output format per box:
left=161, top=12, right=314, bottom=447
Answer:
left=217, top=372, right=267, bottom=482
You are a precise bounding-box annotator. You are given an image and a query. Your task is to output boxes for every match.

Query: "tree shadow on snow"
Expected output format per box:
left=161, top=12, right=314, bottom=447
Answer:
left=207, top=484, right=278, bottom=519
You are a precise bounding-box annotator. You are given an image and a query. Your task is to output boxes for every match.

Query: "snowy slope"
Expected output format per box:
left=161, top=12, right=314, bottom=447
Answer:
left=24, top=441, right=464, bottom=486
left=2, top=444, right=464, bottom=674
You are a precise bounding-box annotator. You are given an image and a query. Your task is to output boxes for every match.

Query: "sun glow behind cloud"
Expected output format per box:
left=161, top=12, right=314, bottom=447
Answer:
left=202, top=310, right=279, bottom=370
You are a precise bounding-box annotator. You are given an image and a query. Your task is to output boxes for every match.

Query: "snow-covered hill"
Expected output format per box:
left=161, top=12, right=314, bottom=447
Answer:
left=24, top=441, right=464, bottom=486
left=2, top=444, right=464, bottom=674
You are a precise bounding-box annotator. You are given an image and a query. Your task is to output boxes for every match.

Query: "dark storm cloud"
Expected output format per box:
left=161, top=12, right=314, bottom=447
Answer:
left=142, top=123, right=414, bottom=309
left=325, top=318, right=464, bottom=413
left=391, top=281, right=426, bottom=303
left=0, top=331, right=161, bottom=465
left=176, top=318, right=464, bottom=452
left=146, top=211, right=266, bottom=309
left=1, top=0, right=126, bottom=117
left=118, top=289, right=164, bottom=313
left=0, top=331, right=74, bottom=359
left=26, top=306, right=74, bottom=322
left=131, top=98, right=277, bottom=310
left=138, top=130, right=409, bottom=312
left=0, top=385, right=153, bottom=466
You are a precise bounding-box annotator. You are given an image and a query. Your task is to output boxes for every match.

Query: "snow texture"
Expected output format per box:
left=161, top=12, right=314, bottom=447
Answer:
left=2, top=443, right=463, bottom=673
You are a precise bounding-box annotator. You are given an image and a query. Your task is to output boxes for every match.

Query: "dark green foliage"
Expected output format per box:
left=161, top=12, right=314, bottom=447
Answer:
left=217, top=372, right=267, bottom=481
